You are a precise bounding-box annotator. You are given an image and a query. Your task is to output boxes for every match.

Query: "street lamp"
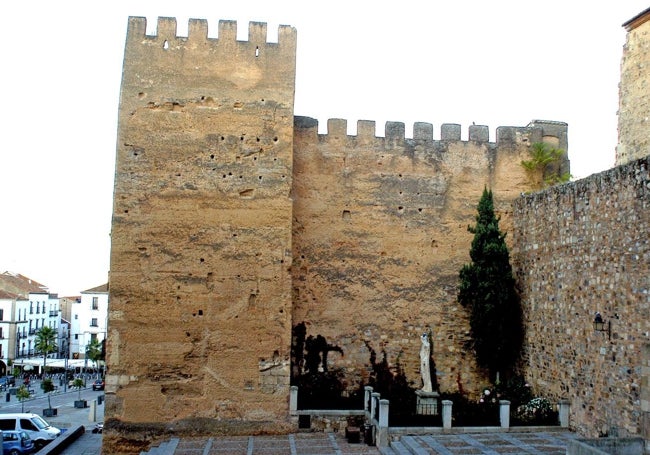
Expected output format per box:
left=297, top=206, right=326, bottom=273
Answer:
left=593, top=312, right=612, bottom=340
left=63, top=346, right=69, bottom=393
left=83, top=344, right=88, bottom=387
left=61, top=334, right=70, bottom=392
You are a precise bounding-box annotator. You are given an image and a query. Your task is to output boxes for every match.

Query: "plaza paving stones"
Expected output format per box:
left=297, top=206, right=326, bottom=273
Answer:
left=142, top=431, right=578, bottom=455
left=379, top=432, right=579, bottom=455
left=168, top=433, right=381, bottom=454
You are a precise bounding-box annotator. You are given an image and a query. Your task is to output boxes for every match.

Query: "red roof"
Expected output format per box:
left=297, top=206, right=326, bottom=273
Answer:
left=0, top=289, right=21, bottom=300
left=82, top=283, right=109, bottom=294
left=623, top=7, right=650, bottom=31
left=0, top=272, right=49, bottom=297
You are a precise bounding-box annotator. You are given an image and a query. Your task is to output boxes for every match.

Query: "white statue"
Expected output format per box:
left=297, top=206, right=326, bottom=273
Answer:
left=420, top=333, right=433, bottom=392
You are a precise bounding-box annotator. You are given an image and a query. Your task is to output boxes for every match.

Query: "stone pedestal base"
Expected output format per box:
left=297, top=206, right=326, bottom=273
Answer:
left=415, top=390, right=440, bottom=415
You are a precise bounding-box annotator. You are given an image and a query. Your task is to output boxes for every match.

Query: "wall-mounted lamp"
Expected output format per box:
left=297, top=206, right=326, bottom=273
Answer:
left=593, top=312, right=611, bottom=340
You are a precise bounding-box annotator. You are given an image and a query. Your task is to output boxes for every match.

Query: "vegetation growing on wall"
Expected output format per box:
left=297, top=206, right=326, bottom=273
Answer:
left=521, top=142, right=571, bottom=189
left=458, top=188, right=524, bottom=382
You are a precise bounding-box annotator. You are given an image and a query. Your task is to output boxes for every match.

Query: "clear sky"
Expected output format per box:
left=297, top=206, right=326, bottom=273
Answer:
left=1, top=1, right=647, bottom=296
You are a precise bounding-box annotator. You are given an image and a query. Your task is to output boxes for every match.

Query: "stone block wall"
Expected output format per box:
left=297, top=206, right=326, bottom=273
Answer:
left=512, top=156, right=650, bottom=437
left=107, top=15, right=576, bottom=454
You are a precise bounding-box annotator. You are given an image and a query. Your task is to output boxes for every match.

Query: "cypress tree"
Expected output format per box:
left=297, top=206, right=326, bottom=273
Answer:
left=458, top=188, right=523, bottom=381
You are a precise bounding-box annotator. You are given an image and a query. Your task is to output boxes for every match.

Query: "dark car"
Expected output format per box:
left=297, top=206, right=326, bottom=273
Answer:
left=0, top=375, right=16, bottom=388
left=92, top=379, right=105, bottom=391
left=2, top=430, right=36, bottom=454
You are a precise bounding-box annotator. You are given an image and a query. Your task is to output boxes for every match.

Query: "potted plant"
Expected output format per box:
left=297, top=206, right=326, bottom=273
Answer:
left=16, top=385, right=30, bottom=413
left=41, top=378, right=57, bottom=417
left=73, top=378, right=87, bottom=408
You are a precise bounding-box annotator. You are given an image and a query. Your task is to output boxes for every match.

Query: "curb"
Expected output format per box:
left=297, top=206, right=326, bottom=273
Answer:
left=35, top=424, right=85, bottom=455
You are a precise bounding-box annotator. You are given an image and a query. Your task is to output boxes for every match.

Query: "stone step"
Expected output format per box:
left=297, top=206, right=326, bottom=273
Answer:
left=400, top=435, right=430, bottom=455
left=139, top=437, right=180, bottom=455
left=386, top=440, right=415, bottom=455
left=378, top=446, right=398, bottom=455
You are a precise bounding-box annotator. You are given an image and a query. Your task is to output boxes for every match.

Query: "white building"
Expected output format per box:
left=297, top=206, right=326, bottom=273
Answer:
left=0, top=290, right=30, bottom=374
left=0, top=272, right=61, bottom=374
left=70, top=284, right=108, bottom=361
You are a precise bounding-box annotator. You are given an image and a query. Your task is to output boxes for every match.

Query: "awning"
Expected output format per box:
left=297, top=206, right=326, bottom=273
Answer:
left=13, top=359, right=89, bottom=369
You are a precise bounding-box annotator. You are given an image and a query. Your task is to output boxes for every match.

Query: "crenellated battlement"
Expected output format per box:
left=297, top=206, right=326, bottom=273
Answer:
left=126, top=16, right=296, bottom=50
left=108, top=17, right=572, bottom=452
left=294, top=116, right=567, bottom=148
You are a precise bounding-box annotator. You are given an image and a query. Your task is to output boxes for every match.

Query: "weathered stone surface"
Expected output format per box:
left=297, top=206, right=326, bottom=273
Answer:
left=616, top=10, right=650, bottom=165
left=290, top=118, right=563, bottom=395
left=107, top=15, right=571, bottom=455
left=106, top=17, right=297, bottom=453
left=512, top=156, right=650, bottom=438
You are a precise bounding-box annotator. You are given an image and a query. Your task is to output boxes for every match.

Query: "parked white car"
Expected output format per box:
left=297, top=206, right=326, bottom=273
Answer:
left=0, top=413, right=61, bottom=449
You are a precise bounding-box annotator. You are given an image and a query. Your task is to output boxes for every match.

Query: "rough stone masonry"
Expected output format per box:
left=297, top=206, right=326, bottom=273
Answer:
left=105, top=16, right=569, bottom=454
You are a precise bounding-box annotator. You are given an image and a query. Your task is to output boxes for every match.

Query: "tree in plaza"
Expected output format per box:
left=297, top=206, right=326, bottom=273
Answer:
left=458, top=188, right=524, bottom=382
left=85, top=339, right=103, bottom=377
left=16, top=385, right=30, bottom=413
left=41, top=378, right=55, bottom=411
left=34, top=326, right=58, bottom=376
left=73, top=378, right=85, bottom=401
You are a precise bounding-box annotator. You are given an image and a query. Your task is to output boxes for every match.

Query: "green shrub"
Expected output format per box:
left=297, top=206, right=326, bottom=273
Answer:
left=440, top=392, right=499, bottom=427
left=513, top=397, right=558, bottom=425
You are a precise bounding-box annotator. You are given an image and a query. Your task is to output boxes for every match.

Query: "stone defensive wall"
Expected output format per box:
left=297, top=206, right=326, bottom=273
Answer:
left=616, top=10, right=650, bottom=166
left=108, top=15, right=581, bottom=453
left=291, top=116, right=567, bottom=395
left=512, top=156, right=650, bottom=439
left=106, top=17, right=297, bottom=453
left=124, top=15, right=296, bottom=48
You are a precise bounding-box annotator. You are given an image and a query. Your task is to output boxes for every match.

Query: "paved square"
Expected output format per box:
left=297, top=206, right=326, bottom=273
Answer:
left=395, top=431, right=578, bottom=455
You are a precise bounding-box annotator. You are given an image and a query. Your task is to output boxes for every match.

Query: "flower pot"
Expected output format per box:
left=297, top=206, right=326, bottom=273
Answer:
left=74, top=400, right=88, bottom=408
left=43, top=408, right=57, bottom=417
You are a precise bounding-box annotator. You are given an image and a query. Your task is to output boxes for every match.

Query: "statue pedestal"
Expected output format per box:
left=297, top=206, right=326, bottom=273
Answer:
left=415, top=390, right=440, bottom=415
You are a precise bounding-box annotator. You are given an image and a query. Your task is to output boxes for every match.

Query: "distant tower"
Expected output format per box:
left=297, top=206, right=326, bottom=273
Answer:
left=616, top=7, right=650, bottom=165
left=106, top=15, right=296, bottom=441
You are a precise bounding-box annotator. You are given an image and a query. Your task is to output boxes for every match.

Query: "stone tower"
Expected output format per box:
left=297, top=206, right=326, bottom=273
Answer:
left=106, top=15, right=572, bottom=454
left=616, top=7, right=650, bottom=165
left=106, top=15, right=297, bottom=441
